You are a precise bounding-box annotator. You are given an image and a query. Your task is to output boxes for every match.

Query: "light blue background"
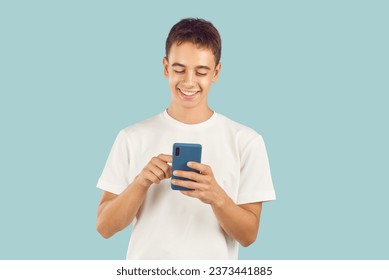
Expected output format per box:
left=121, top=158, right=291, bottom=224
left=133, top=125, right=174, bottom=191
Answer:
left=1, top=0, right=388, bottom=259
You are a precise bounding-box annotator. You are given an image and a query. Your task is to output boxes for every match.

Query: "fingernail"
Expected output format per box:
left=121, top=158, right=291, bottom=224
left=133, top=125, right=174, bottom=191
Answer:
left=173, top=170, right=178, bottom=175
left=187, top=162, right=192, bottom=167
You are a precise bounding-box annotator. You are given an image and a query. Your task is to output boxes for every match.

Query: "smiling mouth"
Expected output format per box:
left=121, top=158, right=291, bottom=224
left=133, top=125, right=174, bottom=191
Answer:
left=178, top=88, right=200, bottom=97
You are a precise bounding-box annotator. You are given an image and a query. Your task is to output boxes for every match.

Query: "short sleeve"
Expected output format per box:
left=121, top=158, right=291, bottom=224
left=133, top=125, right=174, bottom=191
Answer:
left=237, top=134, right=276, bottom=204
left=96, top=130, right=131, bottom=195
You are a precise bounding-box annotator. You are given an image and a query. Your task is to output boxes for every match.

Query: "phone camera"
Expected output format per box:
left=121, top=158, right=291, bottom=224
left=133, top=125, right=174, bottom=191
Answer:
left=175, top=147, right=180, bottom=156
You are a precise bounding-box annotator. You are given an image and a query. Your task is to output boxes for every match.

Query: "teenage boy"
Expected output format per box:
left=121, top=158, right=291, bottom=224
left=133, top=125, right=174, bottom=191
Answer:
left=96, top=18, right=276, bottom=259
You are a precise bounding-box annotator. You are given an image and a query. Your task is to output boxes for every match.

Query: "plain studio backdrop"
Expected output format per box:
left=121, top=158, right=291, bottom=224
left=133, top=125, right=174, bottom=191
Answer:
left=0, top=0, right=388, bottom=259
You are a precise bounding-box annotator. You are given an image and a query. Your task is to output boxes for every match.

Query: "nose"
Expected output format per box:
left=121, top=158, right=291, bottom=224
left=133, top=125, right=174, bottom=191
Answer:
left=182, top=70, right=196, bottom=87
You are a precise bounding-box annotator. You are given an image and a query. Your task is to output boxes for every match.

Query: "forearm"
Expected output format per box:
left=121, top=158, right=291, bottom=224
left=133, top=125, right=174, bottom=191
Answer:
left=211, top=197, right=260, bottom=247
left=174, top=162, right=261, bottom=246
left=97, top=181, right=148, bottom=238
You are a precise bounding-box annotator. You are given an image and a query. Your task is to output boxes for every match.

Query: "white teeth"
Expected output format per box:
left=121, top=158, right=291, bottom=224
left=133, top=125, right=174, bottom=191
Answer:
left=180, top=89, right=198, bottom=96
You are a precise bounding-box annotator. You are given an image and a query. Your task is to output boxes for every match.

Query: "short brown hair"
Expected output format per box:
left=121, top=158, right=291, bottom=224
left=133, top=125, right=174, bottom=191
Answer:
left=165, top=18, right=222, bottom=66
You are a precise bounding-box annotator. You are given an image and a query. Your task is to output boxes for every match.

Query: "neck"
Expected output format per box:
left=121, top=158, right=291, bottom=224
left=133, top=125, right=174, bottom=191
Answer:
left=166, top=105, right=214, bottom=124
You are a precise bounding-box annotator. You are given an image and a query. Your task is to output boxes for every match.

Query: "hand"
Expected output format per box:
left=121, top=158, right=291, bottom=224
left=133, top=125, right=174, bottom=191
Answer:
left=135, top=154, right=172, bottom=188
left=172, top=162, right=228, bottom=206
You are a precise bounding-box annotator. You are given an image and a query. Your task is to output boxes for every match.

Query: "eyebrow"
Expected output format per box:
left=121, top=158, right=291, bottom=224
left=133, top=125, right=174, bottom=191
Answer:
left=171, top=63, right=211, bottom=71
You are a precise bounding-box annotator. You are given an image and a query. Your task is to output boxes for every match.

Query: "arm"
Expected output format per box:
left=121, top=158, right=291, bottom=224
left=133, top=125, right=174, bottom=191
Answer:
left=96, top=154, right=172, bottom=238
left=212, top=199, right=262, bottom=247
left=172, top=162, right=262, bottom=247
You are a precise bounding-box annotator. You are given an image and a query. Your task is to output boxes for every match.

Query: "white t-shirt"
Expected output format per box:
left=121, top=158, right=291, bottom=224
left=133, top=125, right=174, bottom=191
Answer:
left=97, top=110, right=276, bottom=259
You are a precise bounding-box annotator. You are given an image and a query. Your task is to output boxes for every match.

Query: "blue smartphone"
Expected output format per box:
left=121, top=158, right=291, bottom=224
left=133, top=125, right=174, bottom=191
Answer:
left=171, top=143, right=202, bottom=191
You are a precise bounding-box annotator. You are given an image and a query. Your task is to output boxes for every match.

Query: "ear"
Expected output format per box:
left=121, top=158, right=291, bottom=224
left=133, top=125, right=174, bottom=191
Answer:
left=212, top=63, right=221, bottom=83
left=163, top=57, right=169, bottom=77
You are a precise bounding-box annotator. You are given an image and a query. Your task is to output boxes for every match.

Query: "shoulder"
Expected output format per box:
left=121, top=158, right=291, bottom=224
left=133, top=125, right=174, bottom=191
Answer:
left=215, top=113, right=266, bottom=157
left=120, top=112, right=164, bottom=138
left=216, top=113, right=262, bottom=141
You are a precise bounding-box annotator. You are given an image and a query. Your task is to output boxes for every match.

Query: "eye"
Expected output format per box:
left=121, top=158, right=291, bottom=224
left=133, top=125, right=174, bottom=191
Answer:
left=196, top=72, right=207, bottom=76
left=174, top=70, right=185, bottom=74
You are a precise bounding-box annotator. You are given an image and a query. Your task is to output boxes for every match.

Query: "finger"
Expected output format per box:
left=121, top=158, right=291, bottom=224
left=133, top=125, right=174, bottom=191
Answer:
left=165, top=165, right=172, bottom=178
left=158, top=154, right=173, bottom=163
left=171, top=179, right=199, bottom=190
left=150, top=157, right=172, bottom=178
left=181, top=190, right=213, bottom=205
left=187, top=161, right=211, bottom=175
left=173, top=170, right=202, bottom=182
left=180, top=190, right=197, bottom=197
left=143, top=170, right=161, bottom=184
left=147, top=162, right=166, bottom=181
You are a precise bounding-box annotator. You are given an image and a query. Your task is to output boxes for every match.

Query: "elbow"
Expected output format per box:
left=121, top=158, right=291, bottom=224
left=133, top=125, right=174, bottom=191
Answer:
left=239, top=227, right=259, bottom=247
left=96, top=219, right=114, bottom=239
left=240, top=235, right=257, bottom=247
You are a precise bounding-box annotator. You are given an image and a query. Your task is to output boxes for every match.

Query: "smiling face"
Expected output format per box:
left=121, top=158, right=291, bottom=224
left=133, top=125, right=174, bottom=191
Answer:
left=164, top=42, right=221, bottom=120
